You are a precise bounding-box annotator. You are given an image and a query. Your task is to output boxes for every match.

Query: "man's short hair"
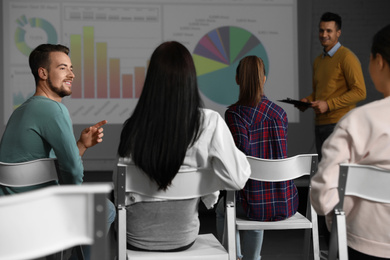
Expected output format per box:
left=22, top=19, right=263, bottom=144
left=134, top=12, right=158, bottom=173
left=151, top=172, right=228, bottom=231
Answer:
left=320, top=12, right=342, bottom=30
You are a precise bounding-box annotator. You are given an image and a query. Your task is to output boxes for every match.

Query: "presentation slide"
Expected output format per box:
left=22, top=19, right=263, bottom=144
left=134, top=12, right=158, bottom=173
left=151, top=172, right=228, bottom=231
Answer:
left=2, top=0, right=299, bottom=125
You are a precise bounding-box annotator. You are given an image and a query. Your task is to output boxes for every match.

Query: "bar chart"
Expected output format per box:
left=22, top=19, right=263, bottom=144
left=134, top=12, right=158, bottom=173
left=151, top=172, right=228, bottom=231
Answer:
left=68, top=26, right=147, bottom=99
left=60, top=3, right=162, bottom=123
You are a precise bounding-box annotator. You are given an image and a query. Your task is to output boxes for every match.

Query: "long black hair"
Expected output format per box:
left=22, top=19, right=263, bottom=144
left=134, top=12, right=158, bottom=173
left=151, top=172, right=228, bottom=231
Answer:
left=118, top=41, right=203, bottom=190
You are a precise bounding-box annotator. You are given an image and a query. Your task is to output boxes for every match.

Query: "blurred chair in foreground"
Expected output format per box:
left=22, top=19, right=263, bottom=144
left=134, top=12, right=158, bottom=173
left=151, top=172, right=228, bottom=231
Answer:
left=0, top=184, right=111, bottom=260
left=328, top=164, right=390, bottom=260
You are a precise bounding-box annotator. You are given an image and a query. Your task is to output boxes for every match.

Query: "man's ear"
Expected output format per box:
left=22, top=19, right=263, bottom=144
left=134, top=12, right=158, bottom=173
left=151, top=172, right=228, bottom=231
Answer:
left=337, top=29, right=341, bottom=38
left=377, top=53, right=385, bottom=70
left=38, top=67, right=48, bottom=80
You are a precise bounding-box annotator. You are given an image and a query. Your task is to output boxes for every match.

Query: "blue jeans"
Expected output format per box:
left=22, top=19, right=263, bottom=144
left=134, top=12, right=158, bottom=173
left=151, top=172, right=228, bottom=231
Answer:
left=216, top=198, right=263, bottom=260
left=69, top=199, right=116, bottom=260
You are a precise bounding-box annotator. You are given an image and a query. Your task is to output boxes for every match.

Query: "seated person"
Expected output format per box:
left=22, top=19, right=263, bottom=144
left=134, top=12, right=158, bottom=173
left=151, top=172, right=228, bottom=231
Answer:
left=116, top=41, right=251, bottom=252
left=310, top=24, right=390, bottom=259
left=0, top=44, right=115, bottom=260
left=216, top=56, right=299, bottom=260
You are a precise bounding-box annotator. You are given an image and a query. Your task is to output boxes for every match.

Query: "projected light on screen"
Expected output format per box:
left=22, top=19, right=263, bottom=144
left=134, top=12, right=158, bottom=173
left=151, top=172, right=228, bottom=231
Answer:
left=3, top=0, right=299, bottom=125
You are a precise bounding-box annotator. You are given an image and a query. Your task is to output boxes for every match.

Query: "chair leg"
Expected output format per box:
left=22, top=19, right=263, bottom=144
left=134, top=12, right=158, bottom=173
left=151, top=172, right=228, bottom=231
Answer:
left=117, top=208, right=127, bottom=260
left=224, top=191, right=237, bottom=260
left=304, top=205, right=320, bottom=260
left=336, top=214, right=348, bottom=260
left=328, top=213, right=338, bottom=260
left=311, top=212, right=320, bottom=260
left=303, top=229, right=311, bottom=260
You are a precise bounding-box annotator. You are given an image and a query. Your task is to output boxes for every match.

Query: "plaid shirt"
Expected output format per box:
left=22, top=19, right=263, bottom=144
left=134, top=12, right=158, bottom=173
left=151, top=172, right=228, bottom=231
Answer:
left=225, top=96, right=298, bottom=221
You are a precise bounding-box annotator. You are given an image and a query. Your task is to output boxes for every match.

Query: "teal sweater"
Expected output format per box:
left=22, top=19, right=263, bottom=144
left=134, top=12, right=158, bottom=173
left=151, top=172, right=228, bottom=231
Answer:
left=0, top=96, right=83, bottom=195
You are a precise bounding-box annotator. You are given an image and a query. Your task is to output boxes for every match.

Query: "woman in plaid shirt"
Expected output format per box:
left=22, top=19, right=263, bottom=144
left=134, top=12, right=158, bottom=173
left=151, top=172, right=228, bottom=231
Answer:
left=216, top=56, right=299, bottom=260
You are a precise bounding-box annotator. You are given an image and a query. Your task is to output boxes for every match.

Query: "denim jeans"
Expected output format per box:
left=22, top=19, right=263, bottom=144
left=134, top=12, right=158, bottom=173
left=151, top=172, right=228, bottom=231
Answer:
left=215, top=198, right=263, bottom=260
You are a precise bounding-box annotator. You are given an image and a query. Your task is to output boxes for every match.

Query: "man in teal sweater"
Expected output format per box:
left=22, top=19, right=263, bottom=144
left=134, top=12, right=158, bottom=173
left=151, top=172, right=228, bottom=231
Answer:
left=0, top=44, right=115, bottom=259
left=0, top=44, right=106, bottom=193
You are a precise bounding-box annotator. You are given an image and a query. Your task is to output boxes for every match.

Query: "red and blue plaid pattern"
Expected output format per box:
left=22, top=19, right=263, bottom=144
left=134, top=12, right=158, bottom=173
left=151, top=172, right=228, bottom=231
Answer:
left=225, top=96, right=299, bottom=221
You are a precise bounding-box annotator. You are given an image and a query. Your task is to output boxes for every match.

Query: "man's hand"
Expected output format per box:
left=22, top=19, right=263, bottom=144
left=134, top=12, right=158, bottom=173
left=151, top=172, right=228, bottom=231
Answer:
left=295, top=98, right=311, bottom=112
left=77, top=120, right=107, bottom=156
left=311, top=100, right=329, bottom=114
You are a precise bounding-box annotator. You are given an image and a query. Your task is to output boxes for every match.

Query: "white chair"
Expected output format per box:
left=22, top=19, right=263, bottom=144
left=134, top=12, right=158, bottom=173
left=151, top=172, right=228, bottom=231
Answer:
left=114, top=163, right=232, bottom=260
left=328, top=164, right=390, bottom=260
left=225, top=154, right=320, bottom=260
left=0, top=158, right=60, bottom=187
left=0, top=184, right=112, bottom=260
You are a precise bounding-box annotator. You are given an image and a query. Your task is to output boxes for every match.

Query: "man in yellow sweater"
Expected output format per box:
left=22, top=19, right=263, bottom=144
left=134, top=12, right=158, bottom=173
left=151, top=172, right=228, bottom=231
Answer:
left=298, top=12, right=366, bottom=161
left=298, top=11, right=367, bottom=250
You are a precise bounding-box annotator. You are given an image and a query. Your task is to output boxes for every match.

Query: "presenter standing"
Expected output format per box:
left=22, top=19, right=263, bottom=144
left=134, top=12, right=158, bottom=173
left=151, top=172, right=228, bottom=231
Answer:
left=296, top=12, right=366, bottom=248
left=297, top=12, right=366, bottom=161
left=311, top=24, right=390, bottom=259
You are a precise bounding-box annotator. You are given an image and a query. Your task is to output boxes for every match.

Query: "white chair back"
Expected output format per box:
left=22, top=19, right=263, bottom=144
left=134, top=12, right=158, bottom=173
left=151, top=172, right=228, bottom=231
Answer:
left=225, top=154, right=320, bottom=260
left=115, top=163, right=230, bottom=260
left=247, top=154, right=317, bottom=181
left=0, top=158, right=59, bottom=186
left=0, top=184, right=111, bottom=260
left=328, top=164, right=390, bottom=260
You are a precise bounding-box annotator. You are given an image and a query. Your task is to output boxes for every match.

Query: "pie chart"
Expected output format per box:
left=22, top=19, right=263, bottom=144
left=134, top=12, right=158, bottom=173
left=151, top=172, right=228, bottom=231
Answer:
left=193, top=26, right=268, bottom=105
left=14, top=15, right=58, bottom=56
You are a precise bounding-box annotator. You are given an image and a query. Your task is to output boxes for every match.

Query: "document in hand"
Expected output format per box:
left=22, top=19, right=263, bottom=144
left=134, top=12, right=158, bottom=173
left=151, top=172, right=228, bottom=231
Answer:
left=278, top=98, right=311, bottom=107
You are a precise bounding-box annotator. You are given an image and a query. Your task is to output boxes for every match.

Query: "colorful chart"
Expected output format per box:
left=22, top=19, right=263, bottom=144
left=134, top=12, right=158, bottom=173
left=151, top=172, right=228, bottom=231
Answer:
left=14, top=15, right=57, bottom=56
left=193, top=26, right=268, bottom=105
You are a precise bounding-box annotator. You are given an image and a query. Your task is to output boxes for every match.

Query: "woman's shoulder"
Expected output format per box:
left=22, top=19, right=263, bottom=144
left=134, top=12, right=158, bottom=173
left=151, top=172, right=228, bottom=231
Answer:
left=339, top=98, right=390, bottom=126
left=199, top=108, right=227, bottom=132
left=201, top=108, right=222, bottom=121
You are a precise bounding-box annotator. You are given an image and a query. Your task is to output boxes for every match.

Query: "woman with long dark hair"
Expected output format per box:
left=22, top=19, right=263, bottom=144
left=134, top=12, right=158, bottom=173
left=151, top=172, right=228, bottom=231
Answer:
left=117, top=41, right=250, bottom=252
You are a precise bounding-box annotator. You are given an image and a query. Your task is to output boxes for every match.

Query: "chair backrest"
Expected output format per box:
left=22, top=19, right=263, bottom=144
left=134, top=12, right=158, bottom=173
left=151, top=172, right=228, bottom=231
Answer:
left=115, top=163, right=230, bottom=260
left=0, top=184, right=112, bottom=260
left=337, top=163, right=390, bottom=208
left=329, top=164, right=390, bottom=260
left=247, top=154, right=318, bottom=181
left=224, top=154, right=320, bottom=260
left=0, top=158, right=60, bottom=187
left=115, top=163, right=227, bottom=206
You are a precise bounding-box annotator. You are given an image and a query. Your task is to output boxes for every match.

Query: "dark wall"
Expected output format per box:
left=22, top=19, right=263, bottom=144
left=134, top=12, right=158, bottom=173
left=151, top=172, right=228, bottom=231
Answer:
left=289, top=0, right=390, bottom=158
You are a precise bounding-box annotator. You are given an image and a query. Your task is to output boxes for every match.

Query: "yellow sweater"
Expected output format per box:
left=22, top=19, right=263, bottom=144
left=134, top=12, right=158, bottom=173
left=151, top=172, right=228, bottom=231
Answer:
left=306, top=46, right=366, bottom=125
